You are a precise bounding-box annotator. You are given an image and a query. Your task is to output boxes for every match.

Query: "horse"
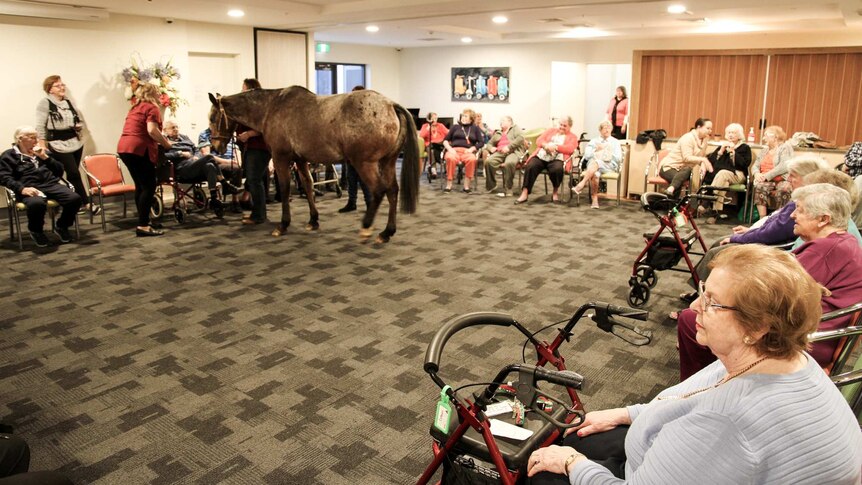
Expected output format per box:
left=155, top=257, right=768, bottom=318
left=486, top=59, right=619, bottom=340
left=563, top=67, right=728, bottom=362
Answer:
left=208, top=86, right=419, bottom=243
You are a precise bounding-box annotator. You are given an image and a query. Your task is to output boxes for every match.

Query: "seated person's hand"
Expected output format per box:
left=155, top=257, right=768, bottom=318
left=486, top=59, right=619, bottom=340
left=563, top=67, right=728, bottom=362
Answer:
left=703, top=160, right=714, bottom=173
left=182, top=151, right=193, bottom=159
left=719, top=237, right=732, bottom=245
left=469, top=147, right=477, bottom=153
left=754, top=173, right=765, bottom=183
left=500, top=145, right=509, bottom=154
left=732, top=225, right=748, bottom=234
left=563, top=408, right=629, bottom=438
left=527, top=445, right=585, bottom=478
left=21, top=187, right=41, bottom=197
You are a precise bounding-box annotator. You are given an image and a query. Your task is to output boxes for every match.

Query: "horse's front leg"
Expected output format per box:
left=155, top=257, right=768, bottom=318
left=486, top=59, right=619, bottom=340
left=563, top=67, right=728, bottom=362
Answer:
left=376, top=157, right=399, bottom=243
left=272, top=158, right=292, bottom=237
left=296, top=162, right=320, bottom=231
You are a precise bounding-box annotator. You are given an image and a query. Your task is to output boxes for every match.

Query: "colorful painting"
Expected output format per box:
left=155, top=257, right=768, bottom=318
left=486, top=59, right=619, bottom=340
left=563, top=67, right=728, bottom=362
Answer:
left=451, top=67, right=510, bottom=103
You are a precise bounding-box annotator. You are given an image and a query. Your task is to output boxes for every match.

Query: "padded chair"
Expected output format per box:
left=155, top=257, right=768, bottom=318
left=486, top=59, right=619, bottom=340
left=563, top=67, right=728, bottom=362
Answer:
left=2, top=184, right=79, bottom=249
left=571, top=151, right=623, bottom=207
left=644, top=149, right=670, bottom=193
left=81, top=153, right=136, bottom=232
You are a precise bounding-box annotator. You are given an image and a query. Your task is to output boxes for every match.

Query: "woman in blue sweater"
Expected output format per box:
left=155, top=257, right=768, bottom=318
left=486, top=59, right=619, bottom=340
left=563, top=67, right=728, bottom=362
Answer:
left=527, top=244, right=861, bottom=484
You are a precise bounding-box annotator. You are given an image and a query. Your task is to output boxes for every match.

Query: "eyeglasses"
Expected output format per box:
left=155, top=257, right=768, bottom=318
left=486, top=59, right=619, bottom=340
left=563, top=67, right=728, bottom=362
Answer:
left=697, top=281, right=739, bottom=313
left=52, top=83, right=66, bottom=89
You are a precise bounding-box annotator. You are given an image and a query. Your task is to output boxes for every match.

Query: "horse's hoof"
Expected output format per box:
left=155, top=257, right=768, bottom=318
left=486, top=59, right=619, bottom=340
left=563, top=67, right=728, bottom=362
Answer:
left=359, top=227, right=373, bottom=240
left=271, top=228, right=284, bottom=237
left=305, top=223, right=319, bottom=231
left=375, top=235, right=390, bottom=244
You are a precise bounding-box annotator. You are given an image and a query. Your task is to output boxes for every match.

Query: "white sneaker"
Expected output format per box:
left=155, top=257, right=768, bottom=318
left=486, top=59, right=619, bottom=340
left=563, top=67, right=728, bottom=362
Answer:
left=496, top=192, right=506, bottom=197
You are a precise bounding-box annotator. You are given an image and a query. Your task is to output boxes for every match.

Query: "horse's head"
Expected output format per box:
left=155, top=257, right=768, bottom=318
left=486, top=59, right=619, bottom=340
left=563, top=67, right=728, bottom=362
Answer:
left=207, top=93, right=236, bottom=153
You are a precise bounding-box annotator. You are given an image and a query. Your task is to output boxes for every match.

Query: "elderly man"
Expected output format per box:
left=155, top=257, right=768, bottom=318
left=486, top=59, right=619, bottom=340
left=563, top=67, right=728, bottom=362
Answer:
left=163, top=120, right=239, bottom=211
left=483, top=116, right=526, bottom=197
left=0, top=126, right=81, bottom=247
left=573, top=120, right=622, bottom=208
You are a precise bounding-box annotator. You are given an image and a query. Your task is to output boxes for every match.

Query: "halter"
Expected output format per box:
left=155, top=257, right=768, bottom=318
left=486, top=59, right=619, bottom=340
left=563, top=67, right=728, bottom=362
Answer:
left=210, top=96, right=233, bottom=142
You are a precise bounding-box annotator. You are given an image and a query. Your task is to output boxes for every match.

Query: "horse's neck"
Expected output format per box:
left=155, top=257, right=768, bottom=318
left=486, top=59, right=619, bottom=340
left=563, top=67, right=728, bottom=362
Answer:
left=228, top=90, right=276, bottom=130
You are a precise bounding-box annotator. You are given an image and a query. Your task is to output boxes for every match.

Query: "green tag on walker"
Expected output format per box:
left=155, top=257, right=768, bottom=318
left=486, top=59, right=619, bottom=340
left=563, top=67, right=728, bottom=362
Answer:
left=433, top=386, right=453, bottom=434
left=673, top=208, right=686, bottom=227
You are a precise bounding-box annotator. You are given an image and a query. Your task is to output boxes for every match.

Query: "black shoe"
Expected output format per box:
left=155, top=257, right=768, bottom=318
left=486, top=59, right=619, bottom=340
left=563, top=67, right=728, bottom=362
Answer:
left=462, top=188, right=471, bottom=194
left=30, top=231, right=50, bottom=247
left=136, top=227, right=164, bottom=237
left=210, top=198, right=224, bottom=211
left=149, top=221, right=164, bottom=229
left=314, top=189, right=324, bottom=197
left=338, top=203, right=357, bottom=213
left=679, top=291, right=698, bottom=303
left=220, top=181, right=240, bottom=195
left=53, top=227, right=73, bottom=243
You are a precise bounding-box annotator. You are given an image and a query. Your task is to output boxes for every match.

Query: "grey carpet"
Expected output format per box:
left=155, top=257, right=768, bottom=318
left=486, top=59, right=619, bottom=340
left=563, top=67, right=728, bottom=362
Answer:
left=0, top=178, right=730, bottom=484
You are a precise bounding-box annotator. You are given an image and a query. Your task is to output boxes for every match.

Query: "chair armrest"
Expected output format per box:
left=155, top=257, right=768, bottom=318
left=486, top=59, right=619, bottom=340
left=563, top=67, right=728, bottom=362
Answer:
left=80, top=165, right=103, bottom=189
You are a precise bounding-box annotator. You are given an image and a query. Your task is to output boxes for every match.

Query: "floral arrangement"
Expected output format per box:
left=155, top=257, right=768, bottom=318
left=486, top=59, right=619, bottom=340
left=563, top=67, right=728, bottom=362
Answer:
left=121, top=54, right=186, bottom=116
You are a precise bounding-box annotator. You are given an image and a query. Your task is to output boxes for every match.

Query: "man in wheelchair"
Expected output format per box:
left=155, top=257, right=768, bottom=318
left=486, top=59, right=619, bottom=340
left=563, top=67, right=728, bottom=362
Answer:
left=162, top=121, right=240, bottom=210
left=0, top=126, right=81, bottom=247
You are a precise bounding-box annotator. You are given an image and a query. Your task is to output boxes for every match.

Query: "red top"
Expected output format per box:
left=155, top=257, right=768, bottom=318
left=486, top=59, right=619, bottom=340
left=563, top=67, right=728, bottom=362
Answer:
left=117, top=102, right=162, bottom=164
left=606, top=97, right=629, bottom=128
left=419, top=122, right=449, bottom=146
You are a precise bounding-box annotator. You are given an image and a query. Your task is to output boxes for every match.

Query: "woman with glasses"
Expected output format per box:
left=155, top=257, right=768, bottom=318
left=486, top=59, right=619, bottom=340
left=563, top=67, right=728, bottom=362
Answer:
left=35, top=75, right=97, bottom=215
left=751, top=125, right=795, bottom=219
left=526, top=244, right=861, bottom=485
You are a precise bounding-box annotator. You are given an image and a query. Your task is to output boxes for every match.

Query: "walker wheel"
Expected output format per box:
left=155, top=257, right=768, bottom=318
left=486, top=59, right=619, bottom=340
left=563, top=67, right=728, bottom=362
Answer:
left=150, top=195, right=164, bottom=219
left=627, top=282, right=650, bottom=308
left=174, top=208, right=186, bottom=224
left=636, top=267, right=658, bottom=288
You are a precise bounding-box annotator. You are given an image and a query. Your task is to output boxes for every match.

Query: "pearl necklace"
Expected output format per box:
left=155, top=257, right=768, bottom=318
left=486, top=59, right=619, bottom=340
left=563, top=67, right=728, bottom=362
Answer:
left=658, top=357, right=768, bottom=401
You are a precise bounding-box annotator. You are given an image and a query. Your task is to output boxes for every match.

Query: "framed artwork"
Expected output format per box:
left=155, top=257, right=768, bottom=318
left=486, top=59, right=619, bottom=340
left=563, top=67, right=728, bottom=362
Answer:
left=451, top=67, right=510, bottom=103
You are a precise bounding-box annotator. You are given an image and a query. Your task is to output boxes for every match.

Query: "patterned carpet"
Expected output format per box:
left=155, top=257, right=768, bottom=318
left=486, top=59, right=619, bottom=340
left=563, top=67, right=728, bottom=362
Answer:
left=0, top=174, right=730, bottom=484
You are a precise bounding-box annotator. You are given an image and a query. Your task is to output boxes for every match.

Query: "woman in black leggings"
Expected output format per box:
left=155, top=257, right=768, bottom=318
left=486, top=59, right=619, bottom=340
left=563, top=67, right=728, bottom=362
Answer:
left=117, top=83, right=173, bottom=237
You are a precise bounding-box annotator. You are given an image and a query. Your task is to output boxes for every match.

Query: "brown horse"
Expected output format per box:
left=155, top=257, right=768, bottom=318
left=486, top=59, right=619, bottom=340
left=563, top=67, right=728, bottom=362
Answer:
left=208, top=86, right=419, bottom=243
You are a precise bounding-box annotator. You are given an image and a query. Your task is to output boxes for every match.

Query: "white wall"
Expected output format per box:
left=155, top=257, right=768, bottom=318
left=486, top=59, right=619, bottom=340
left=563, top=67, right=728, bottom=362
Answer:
left=0, top=14, right=255, bottom=156
left=584, top=64, right=632, bottom=139
left=313, top=42, right=402, bottom=100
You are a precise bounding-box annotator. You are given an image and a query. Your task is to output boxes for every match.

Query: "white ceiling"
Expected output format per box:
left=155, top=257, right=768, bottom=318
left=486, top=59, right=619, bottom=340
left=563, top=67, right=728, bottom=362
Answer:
left=5, top=0, right=862, bottom=47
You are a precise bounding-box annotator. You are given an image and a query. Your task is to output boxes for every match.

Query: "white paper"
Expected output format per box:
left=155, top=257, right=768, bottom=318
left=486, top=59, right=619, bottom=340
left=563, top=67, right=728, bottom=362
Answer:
left=485, top=401, right=513, bottom=417
left=489, top=419, right=534, bottom=441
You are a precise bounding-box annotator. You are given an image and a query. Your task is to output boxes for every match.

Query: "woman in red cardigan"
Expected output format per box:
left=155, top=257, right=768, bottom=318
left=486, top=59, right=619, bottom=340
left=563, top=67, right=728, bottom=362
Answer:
left=117, top=83, right=173, bottom=237
left=514, top=116, right=578, bottom=204
left=606, top=86, right=629, bottom=140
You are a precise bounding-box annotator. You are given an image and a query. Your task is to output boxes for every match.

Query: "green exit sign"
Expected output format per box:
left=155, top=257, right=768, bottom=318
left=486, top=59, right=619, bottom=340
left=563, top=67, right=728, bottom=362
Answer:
left=316, top=43, right=330, bottom=53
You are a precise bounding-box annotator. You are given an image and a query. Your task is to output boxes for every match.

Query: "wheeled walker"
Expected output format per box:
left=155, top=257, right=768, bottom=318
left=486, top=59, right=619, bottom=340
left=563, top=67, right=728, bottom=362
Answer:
left=417, top=302, right=650, bottom=485
left=627, top=189, right=720, bottom=307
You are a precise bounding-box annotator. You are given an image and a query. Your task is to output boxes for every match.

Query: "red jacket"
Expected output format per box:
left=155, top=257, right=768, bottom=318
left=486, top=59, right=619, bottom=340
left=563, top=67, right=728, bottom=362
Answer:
left=530, top=128, right=578, bottom=160
left=419, top=122, right=448, bottom=146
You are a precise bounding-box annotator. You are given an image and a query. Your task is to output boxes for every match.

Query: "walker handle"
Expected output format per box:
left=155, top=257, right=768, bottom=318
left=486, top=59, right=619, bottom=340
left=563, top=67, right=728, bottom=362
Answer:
left=424, top=312, right=516, bottom=374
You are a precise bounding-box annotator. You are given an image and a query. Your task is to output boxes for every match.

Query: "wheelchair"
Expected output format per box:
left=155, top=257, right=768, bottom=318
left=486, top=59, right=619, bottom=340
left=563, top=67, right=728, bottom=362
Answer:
left=417, top=302, right=650, bottom=484
left=150, top=157, right=225, bottom=223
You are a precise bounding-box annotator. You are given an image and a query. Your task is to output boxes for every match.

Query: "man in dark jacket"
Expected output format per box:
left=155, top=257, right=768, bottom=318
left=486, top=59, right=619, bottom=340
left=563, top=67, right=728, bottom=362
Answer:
left=0, top=126, right=81, bottom=247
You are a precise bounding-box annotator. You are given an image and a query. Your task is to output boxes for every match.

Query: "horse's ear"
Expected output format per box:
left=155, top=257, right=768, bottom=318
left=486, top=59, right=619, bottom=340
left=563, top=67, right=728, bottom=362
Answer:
left=208, top=93, right=218, bottom=105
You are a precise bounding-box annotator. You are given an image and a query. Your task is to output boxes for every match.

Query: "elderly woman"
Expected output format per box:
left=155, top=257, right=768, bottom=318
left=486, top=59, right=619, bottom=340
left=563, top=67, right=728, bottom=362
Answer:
left=572, top=121, right=622, bottom=209
left=35, top=75, right=96, bottom=215
left=528, top=245, right=862, bottom=484
left=419, top=112, right=448, bottom=179
left=752, top=125, right=795, bottom=219
left=658, top=118, right=712, bottom=197
left=700, top=123, right=751, bottom=222
left=442, top=109, right=484, bottom=193
left=677, top=184, right=862, bottom=379
left=117, top=83, right=173, bottom=237
left=515, top=116, right=578, bottom=204
left=483, top=115, right=526, bottom=197
left=606, top=86, right=628, bottom=140
left=0, top=126, right=82, bottom=247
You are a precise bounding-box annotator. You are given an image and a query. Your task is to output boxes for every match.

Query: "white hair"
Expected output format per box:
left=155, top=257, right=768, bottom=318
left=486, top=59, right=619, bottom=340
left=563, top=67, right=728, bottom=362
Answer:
left=725, top=123, right=744, bottom=140
left=13, top=125, right=36, bottom=143
left=792, top=183, right=851, bottom=229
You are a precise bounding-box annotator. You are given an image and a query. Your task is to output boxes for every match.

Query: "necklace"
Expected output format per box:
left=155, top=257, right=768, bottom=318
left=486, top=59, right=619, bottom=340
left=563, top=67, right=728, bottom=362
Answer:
left=657, top=356, right=768, bottom=401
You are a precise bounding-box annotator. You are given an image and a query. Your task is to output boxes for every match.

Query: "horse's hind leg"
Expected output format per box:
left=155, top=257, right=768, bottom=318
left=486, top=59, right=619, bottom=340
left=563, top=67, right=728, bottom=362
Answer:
left=272, top=158, right=292, bottom=236
left=354, top=162, right=384, bottom=241
left=376, top=156, right=400, bottom=243
left=296, top=161, right=320, bottom=231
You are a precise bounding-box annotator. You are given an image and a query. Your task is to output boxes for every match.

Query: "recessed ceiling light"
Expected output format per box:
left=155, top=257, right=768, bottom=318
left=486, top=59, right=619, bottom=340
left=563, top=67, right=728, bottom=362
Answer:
left=461, top=37, right=473, bottom=43
left=227, top=9, right=244, bottom=18
left=366, top=25, right=379, bottom=33
left=492, top=15, right=508, bottom=24
left=667, top=4, right=687, bottom=14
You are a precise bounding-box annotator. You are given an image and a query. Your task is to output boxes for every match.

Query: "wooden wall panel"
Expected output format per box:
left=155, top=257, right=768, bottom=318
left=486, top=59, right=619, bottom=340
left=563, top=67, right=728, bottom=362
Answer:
left=766, top=53, right=862, bottom=146
left=637, top=54, right=767, bottom=139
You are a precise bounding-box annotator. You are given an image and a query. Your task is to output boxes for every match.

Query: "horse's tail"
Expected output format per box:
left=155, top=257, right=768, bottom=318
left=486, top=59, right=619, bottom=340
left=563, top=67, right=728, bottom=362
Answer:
left=394, top=104, right=419, bottom=214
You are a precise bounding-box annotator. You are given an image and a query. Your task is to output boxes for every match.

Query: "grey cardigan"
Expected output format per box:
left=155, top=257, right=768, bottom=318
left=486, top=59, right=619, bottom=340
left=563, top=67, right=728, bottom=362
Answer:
left=751, top=142, right=795, bottom=181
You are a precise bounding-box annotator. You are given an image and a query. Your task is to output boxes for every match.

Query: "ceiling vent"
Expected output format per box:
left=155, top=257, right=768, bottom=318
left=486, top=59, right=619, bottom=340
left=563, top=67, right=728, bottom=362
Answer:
left=0, top=0, right=108, bottom=21
left=677, top=17, right=709, bottom=23
left=417, top=37, right=444, bottom=41
left=537, top=18, right=565, bottom=23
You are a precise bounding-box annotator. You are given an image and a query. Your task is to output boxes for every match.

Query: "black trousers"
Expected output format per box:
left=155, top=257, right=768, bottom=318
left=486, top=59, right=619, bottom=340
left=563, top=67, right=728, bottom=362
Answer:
left=176, top=155, right=220, bottom=188
left=528, top=426, right=628, bottom=484
left=21, top=183, right=81, bottom=233
left=521, top=156, right=564, bottom=194
left=611, top=126, right=626, bottom=140
left=119, top=152, right=156, bottom=226
left=0, top=434, right=72, bottom=485
left=50, top=148, right=85, bottom=201
left=660, top=166, right=692, bottom=193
